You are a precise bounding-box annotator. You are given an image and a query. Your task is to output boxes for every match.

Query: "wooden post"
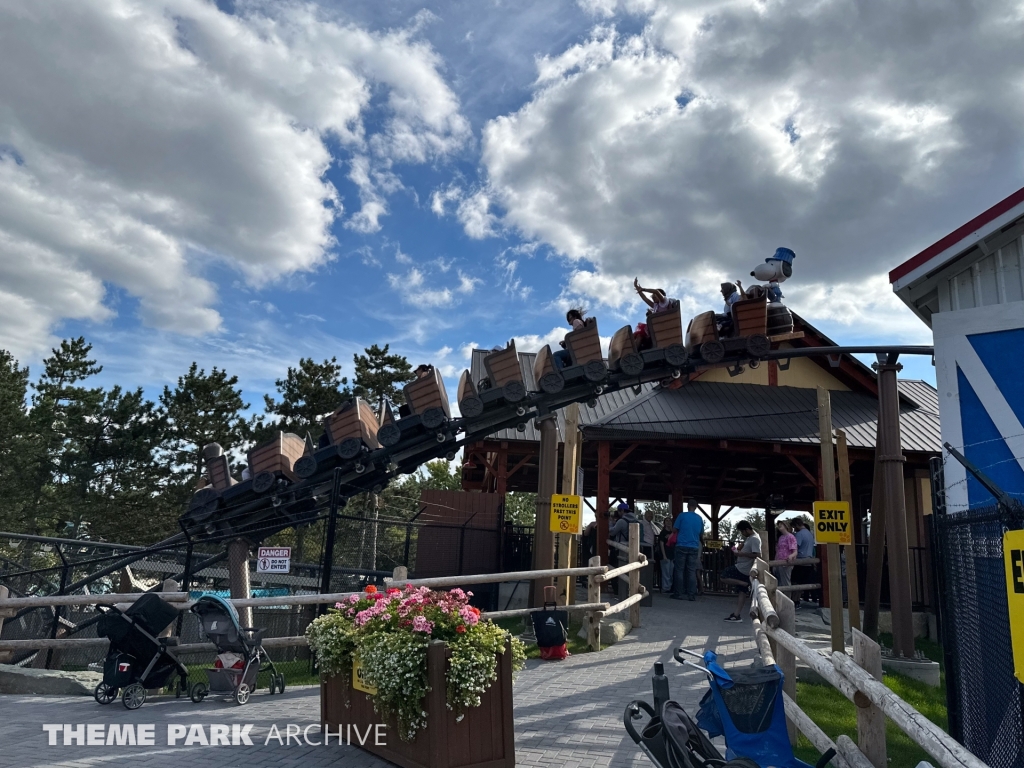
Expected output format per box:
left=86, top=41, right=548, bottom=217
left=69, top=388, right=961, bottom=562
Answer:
left=628, top=522, right=641, bottom=628
left=863, top=421, right=886, bottom=639
left=853, top=628, right=887, bottom=768
left=760, top=563, right=779, bottom=659
left=836, top=429, right=861, bottom=632
left=228, top=538, right=253, bottom=628
left=817, top=386, right=845, bottom=653
left=530, top=414, right=558, bottom=607
left=557, top=404, right=581, bottom=606
left=597, top=440, right=610, bottom=574
left=392, top=566, right=408, bottom=582
left=777, top=590, right=798, bottom=746
left=875, top=359, right=915, bottom=658
left=587, top=555, right=602, bottom=651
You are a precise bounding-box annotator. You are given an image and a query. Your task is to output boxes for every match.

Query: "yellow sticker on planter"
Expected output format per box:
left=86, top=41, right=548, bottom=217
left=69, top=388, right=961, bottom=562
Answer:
left=1004, top=529, right=1024, bottom=683
left=352, top=654, right=377, bottom=695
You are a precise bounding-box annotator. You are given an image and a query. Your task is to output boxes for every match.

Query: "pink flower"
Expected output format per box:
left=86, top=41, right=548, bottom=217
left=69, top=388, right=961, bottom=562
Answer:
left=411, top=616, right=434, bottom=633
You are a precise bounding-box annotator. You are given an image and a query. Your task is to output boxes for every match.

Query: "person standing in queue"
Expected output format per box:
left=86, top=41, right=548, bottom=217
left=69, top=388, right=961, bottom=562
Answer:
left=672, top=499, right=703, bottom=601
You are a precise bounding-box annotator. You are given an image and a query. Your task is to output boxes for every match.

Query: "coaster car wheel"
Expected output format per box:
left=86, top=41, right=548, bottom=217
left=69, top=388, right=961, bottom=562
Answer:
left=459, top=395, right=484, bottom=419
left=665, top=344, right=689, bottom=368
left=700, top=340, right=726, bottom=364
left=294, top=455, right=318, bottom=479
left=620, top=352, right=644, bottom=376
left=584, top=359, right=608, bottom=382
left=94, top=682, right=117, bottom=705
left=502, top=380, right=526, bottom=403
left=745, top=334, right=771, bottom=358
left=377, top=423, right=401, bottom=447
left=252, top=471, right=276, bottom=494
left=186, top=488, right=220, bottom=524
left=422, top=407, right=446, bottom=430
left=338, top=437, right=363, bottom=460
left=477, top=377, right=492, bottom=392
left=539, top=372, right=565, bottom=394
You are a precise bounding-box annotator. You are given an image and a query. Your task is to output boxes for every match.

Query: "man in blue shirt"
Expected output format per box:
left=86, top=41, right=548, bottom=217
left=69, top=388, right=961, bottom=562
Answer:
left=672, top=500, right=704, bottom=600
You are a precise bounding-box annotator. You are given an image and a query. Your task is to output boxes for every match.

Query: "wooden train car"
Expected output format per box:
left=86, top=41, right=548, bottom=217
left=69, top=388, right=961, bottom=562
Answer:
left=684, top=296, right=799, bottom=365
left=296, top=397, right=382, bottom=478
left=458, top=342, right=527, bottom=418
left=248, top=431, right=307, bottom=492
left=403, top=365, right=451, bottom=429
left=534, top=317, right=608, bottom=394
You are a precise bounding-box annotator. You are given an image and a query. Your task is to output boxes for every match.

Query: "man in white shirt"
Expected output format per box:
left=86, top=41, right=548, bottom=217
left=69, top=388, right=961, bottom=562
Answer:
left=719, top=520, right=762, bottom=622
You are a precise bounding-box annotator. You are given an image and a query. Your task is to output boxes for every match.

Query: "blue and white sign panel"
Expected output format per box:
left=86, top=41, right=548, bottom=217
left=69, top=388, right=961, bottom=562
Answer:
left=934, top=303, right=1024, bottom=512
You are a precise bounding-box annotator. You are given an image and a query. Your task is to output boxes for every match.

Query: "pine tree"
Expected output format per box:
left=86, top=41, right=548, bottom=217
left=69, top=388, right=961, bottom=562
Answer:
left=21, top=338, right=105, bottom=535
left=352, top=344, right=414, bottom=416
left=256, top=357, right=350, bottom=443
left=159, top=363, right=250, bottom=488
left=0, top=350, right=30, bottom=530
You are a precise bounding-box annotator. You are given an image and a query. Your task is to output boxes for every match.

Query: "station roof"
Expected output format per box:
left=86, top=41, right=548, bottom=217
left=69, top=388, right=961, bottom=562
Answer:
left=580, top=379, right=939, bottom=454
left=890, top=185, right=1024, bottom=292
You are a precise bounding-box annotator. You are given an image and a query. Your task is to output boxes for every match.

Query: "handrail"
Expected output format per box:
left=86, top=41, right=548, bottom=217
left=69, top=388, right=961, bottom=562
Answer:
left=593, top=559, right=646, bottom=583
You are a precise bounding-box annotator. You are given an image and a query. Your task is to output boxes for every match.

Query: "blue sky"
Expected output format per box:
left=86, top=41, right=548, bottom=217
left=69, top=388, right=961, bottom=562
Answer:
left=4, top=0, right=1023, bottom=407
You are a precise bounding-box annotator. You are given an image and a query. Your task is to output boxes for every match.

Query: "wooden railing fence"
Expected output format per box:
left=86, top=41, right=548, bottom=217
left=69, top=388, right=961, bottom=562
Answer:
left=747, top=558, right=986, bottom=768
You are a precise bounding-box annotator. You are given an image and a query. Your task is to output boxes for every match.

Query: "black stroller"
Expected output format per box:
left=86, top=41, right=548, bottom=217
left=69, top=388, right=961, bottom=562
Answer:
left=624, top=647, right=836, bottom=768
left=188, top=595, right=283, bottom=705
left=94, top=592, right=189, bottom=710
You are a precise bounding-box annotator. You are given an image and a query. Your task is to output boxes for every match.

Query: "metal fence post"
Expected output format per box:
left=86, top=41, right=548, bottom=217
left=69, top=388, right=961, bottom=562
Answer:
left=319, top=468, right=343, bottom=613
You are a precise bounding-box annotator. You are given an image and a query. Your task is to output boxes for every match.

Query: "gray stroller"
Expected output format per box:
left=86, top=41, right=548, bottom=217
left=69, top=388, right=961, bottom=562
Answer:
left=188, top=595, right=284, bottom=705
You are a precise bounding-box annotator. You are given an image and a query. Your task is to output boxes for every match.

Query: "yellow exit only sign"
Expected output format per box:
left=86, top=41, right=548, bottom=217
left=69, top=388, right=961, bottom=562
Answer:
left=812, top=500, right=852, bottom=546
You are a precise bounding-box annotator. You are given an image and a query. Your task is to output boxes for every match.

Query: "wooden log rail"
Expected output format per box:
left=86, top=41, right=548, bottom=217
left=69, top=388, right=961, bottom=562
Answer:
left=747, top=558, right=989, bottom=768
left=1, top=536, right=652, bottom=660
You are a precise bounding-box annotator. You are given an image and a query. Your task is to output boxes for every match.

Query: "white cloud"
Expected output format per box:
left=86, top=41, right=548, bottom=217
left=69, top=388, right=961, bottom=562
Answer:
left=467, top=1, right=1024, bottom=316
left=0, top=0, right=468, bottom=357
left=457, top=191, right=498, bottom=239
left=457, top=271, right=482, bottom=294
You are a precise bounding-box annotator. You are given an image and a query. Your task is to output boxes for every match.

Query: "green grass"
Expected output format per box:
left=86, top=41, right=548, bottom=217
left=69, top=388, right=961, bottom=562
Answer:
left=494, top=616, right=595, bottom=658
left=791, top=653, right=948, bottom=766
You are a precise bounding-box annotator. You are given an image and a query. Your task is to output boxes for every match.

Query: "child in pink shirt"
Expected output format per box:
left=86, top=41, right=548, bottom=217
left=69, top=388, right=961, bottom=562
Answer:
left=773, top=520, right=798, bottom=587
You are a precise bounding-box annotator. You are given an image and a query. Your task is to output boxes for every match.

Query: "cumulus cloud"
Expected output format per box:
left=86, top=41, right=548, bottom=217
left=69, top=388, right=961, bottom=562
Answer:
left=0, top=0, right=468, bottom=358
left=470, top=1, right=1024, bottom=300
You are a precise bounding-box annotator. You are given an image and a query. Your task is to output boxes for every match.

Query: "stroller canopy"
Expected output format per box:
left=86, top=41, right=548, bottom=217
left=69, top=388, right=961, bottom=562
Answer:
left=191, top=594, right=249, bottom=653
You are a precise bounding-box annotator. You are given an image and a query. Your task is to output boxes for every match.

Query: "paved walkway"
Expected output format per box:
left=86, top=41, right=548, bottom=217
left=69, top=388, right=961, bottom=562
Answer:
left=0, top=593, right=756, bottom=768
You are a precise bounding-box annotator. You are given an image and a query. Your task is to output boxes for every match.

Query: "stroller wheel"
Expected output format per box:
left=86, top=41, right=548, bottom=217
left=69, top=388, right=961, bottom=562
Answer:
left=189, top=682, right=208, bottom=704
left=276, top=674, right=285, bottom=694
left=235, top=683, right=251, bottom=705
left=122, top=683, right=147, bottom=710
left=94, top=682, right=118, bottom=705
left=268, top=677, right=276, bottom=695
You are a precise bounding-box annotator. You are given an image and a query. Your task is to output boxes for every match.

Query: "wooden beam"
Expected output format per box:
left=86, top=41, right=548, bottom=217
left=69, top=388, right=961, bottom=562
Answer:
left=608, top=442, right=639, bottom=471
left=836, top=428, right=861, bottom=632
left=818, top=386, right=845, bottom=653
left=787, top=454, right=819, bottom=487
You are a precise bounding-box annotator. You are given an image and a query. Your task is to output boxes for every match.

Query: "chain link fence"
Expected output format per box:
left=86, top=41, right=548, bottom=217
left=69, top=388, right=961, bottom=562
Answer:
left=931, top=466, right=1024, bottom=768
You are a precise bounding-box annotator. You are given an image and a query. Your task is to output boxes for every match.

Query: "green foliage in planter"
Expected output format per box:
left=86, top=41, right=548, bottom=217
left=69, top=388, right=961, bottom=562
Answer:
left=307, top=584, right=526, bottom=742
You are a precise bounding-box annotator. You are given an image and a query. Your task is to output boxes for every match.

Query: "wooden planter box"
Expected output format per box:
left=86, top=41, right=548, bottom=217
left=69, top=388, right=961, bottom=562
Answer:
left=321, top=639, right=515, bottom=768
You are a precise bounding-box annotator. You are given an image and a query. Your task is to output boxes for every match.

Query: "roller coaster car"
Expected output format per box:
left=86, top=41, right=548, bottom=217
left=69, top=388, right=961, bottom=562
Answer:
left=534, top=317, right=608, bottom=394
left=295, top=398, right=382, bottom=479
left=684, top=296, right=798, bottom=366
left=248, top=431, right=307, bottom=493
left=457, top=341, right=527, bottom=419
left=183, top=440, right=316, bottom=537
left=376, top=365, right=452, bottom=447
